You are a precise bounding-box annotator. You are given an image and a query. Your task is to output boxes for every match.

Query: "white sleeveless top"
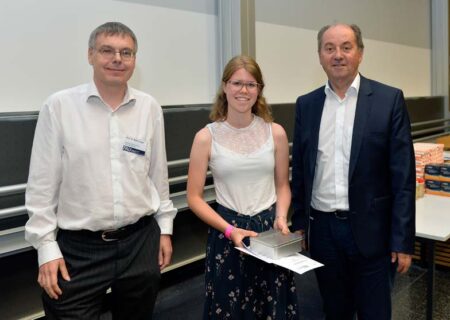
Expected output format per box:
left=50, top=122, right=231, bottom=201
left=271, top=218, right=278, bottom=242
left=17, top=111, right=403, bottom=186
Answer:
left=207, top=116, right=277, bottom=216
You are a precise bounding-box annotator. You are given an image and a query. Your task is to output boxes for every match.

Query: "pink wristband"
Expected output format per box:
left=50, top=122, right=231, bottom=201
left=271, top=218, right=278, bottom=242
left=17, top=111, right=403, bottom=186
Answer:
left=224, top=225, right=234, bottom=240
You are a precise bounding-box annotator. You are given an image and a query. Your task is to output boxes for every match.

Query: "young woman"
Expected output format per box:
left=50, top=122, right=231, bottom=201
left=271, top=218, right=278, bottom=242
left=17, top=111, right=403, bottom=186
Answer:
left=187, top=55, right=299, bottom=319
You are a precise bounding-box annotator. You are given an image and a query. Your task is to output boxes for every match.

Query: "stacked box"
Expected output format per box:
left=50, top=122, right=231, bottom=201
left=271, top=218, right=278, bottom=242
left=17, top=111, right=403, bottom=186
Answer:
left=424, top=163, right=450, bottom=197
left=414, top=143, right=444, bottom=179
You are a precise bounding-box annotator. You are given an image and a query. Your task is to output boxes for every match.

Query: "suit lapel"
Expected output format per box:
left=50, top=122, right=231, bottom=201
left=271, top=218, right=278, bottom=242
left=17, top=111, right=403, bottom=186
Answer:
left=349, top=76, right=372, bottom=180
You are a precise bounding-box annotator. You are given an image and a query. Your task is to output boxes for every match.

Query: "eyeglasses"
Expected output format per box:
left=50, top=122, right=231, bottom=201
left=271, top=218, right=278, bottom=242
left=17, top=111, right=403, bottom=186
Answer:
left=227, top=80, right=260, bottom=91
left=95, top=46, right=136, bottom=61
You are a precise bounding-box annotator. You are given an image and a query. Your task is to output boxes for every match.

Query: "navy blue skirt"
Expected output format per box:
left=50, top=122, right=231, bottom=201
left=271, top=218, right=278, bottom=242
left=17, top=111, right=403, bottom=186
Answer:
left=203, top=204, right=299, bottom=319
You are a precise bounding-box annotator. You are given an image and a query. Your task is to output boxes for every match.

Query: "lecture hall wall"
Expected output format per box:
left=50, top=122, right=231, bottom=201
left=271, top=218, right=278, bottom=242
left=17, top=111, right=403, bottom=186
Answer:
left=0, top=0, right=431, bottom=112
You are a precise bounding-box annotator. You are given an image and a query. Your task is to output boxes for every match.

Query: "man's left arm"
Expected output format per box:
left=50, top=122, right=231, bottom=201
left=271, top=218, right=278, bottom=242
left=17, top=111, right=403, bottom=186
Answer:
left=389, top=89, right=416, bottom=273
left=149, top=106, right=177, bottom=270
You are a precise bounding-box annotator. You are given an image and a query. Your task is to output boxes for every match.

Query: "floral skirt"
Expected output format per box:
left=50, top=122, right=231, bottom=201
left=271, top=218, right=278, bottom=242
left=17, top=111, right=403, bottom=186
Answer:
left=203, top=204, right=299, bottom=320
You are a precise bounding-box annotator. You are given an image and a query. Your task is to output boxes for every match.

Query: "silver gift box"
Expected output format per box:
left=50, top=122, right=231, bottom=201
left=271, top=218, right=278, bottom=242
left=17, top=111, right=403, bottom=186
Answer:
left=250, top=229, right=303, bottom=259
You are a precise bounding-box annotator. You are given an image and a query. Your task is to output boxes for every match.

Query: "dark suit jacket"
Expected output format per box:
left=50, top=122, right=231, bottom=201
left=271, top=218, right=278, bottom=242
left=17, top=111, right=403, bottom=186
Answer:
left=291, top=75, right=416, bottom=258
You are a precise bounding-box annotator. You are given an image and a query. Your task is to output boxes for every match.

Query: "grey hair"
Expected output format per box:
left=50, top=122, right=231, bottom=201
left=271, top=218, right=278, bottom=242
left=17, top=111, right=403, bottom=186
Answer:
left=317, top=23, right=364, bottom=52
left=88, top=22, right=138, bottom=52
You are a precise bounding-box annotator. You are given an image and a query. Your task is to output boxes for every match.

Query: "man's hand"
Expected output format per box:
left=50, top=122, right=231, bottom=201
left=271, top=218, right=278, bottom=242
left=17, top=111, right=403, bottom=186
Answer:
left=391, top=252, right=412, bottom=274
left=38, top=258, right=70, bottom=299
left=159, top=235, right=173, bottom=270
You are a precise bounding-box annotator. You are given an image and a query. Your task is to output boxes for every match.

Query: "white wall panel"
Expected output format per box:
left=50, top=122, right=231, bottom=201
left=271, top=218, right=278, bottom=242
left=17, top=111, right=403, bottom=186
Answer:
left=0, top=0, right=218, bottom=111
left=256, top=22, right=431, bottom=104
left=255, top=0, right=430, bottom=49
left=361, top=40, right=431, bottom=98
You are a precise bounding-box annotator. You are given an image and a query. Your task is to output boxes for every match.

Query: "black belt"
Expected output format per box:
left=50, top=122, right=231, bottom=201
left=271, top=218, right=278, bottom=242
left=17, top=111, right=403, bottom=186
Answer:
left=311, top=207, right=351, bottom=220
left=60, top=215, right=154, bottom=242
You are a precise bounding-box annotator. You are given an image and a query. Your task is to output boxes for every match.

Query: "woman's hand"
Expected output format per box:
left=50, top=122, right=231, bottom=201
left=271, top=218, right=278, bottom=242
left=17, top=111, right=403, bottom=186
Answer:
left=230, top=227, right=258, bottom=247
left=274, top=216, right=290, bottom=234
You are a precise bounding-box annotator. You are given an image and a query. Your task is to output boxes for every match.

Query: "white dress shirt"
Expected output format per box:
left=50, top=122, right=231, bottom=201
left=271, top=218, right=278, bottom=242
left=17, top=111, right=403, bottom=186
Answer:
left=311, top=74, right=360, bottom=212
left=25, top=82, right=177, bottom=266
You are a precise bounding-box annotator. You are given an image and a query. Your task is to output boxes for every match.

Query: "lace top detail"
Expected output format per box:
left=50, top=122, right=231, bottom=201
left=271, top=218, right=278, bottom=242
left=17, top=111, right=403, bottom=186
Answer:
left=206, top=116, right=276, bottom=215
left=207, top=116, right=271, bottom=155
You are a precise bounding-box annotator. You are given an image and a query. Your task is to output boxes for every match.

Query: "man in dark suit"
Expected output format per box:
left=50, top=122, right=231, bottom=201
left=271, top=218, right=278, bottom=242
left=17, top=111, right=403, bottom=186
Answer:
left=291, top=23, right=415, bottom=320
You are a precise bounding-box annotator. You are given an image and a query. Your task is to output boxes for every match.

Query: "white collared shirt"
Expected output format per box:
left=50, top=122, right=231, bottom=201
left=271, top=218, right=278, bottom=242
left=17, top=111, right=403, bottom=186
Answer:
left=311, top=74, right=360, bottom=212
left=25, top=82, right=177, bottom=266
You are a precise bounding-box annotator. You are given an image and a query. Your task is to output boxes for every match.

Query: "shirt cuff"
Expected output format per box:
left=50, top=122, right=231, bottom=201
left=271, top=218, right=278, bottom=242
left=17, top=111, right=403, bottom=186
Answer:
left=37, top=241, right=63, bottom=267
left=154, top=200, right=177, bottom=235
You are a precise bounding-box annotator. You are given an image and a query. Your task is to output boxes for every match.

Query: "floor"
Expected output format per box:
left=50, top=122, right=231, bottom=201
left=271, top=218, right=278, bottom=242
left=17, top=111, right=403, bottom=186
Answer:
left=1, top=251, right=449, bottom=319
left=153, top=259, right=450, bottom=320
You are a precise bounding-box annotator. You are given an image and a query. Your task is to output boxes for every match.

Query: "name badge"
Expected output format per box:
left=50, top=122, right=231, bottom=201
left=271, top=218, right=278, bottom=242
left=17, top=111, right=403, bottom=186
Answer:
left=123, top=137, right=146, bottom=156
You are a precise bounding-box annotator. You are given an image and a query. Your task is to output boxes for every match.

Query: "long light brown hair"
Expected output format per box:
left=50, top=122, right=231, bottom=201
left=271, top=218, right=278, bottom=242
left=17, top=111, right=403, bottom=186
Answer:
left=210, top=55, right=272, bottom=122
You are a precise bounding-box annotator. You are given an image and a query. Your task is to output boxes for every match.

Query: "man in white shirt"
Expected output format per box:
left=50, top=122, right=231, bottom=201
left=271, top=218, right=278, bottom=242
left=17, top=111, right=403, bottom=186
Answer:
left=291, top=24, right=415, bottom=319
left=25, top=22, right=177, bottom=319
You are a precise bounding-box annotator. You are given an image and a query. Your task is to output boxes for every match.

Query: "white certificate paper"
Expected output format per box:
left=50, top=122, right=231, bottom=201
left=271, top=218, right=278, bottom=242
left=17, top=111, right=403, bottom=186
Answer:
left=235, top=244, right=323, bottom=275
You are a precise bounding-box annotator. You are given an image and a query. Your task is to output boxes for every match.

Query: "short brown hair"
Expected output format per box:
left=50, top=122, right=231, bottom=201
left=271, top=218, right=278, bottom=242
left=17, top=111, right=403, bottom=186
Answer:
left=89, top=22, right=138, bottom=52
left=317, top=23, right=364, bottom=52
